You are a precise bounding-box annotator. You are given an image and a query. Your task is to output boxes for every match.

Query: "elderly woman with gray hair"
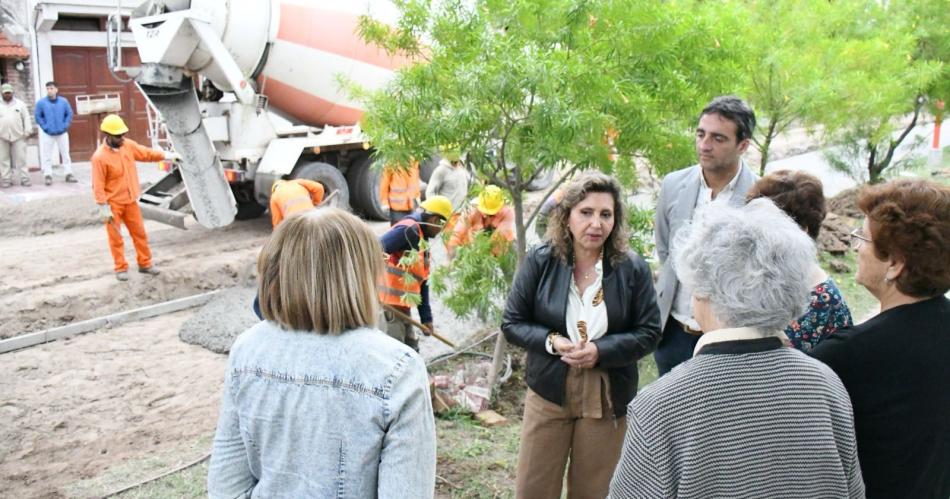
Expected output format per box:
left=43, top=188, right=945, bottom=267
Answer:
left=608, top=199, right=864, bottom=499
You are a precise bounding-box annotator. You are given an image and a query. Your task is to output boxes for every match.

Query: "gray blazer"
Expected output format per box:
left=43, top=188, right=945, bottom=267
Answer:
left=653, top=163, right=758, bottom=329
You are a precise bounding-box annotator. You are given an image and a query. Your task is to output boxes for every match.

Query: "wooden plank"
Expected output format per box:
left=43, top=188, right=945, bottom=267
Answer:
left=474, top=410, right=508, bottom=427
left=0, top=290, right=220, bottom=354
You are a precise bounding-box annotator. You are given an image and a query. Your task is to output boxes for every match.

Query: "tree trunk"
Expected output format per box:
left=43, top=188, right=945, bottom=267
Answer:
left=759, top=120, right=777, bottom=176
left=867, top=145, right=879, bottom=183
left=487, top=174, right=527, bottom=398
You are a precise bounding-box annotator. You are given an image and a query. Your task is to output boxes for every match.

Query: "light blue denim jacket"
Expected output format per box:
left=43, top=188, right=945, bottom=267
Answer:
left=207, top=322, right=436, bottom=498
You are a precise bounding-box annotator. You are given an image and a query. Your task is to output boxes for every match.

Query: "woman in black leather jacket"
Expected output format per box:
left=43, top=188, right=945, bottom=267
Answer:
left=502, top=171, right=661, bottom=499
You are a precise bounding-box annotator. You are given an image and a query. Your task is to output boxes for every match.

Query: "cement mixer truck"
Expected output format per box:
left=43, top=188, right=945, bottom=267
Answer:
left=108, top=0, right=406, bottom=228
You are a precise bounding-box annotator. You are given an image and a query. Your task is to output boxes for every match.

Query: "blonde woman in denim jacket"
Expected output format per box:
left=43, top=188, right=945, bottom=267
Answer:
left=208, top=208, right=436, bottom=498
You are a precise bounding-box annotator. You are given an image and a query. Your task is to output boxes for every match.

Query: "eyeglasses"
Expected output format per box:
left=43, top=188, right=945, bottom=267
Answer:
left=849, top=229, right=871, bottom=250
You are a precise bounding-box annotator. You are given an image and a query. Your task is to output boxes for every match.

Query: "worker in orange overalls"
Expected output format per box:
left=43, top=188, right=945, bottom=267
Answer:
left=91, top=114, right=176, bottom=281
left=269, top=178, right=325, bottom=227
left=379, top=159, right=420, bottom=225
left=447, top=185, right=515, bottom=259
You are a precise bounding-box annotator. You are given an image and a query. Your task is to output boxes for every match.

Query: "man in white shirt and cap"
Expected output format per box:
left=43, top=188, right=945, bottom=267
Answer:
left=0, top=83, right=33, bottom=188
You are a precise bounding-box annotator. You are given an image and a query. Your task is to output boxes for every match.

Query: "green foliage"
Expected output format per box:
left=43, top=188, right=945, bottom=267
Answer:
left=729, top=1, right=866, bottom=173
left=431, top=231, right=517, bottom=322
left=905, top=0, right=950, bottom=107
left=355, top=0, right=741, bottom=271
left=626, top=203, right=654, bottom=258
left=812, top=1, right=942, bottom=183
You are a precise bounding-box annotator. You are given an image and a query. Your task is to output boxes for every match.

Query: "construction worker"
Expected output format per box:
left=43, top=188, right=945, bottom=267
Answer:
left=269, top=178, right=325, bottom=227
left=0, top=83, right=33, bottom=188
left=447, top=185, right=515, bottom=258
left=92, top=114, right=177, bottom=281
left=378, top=195, right=453, bottom=351
left=425, top=147, right=470, bottom=233
left=379, top=158, right=420, bottom=225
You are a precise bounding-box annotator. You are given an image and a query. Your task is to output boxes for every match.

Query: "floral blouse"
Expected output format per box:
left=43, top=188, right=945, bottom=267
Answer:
left=785, top=278, right=853, bottom=352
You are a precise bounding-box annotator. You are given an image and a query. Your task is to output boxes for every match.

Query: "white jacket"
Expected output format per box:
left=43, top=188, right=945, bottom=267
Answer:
left=0, top=97, right=32, bottom=142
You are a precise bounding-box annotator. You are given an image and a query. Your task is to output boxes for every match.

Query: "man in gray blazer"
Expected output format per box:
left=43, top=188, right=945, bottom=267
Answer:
left=653, top=96, right=758, bottom=375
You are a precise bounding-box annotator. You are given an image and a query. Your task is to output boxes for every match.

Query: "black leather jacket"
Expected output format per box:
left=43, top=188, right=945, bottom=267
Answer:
left=502, top=244, right=661, bottom=417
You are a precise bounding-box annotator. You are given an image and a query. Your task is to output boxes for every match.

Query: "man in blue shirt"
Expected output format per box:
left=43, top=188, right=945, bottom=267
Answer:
left=34, top=81, right=75, bottom=186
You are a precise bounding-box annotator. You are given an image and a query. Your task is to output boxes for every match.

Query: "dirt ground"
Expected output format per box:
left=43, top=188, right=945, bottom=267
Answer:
left=0, top=310, right=225, bottom=498
left=0, top=194, right=272, bottom=339
left=0, top=190, right=488, bottom=498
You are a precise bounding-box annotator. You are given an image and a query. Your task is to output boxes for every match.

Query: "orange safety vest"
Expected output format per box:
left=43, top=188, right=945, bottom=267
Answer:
left=378, top=219, right=430, bottom=308
left=379, top=162, right=420, bottom=212
left=270, top=179, right=325, bottom=227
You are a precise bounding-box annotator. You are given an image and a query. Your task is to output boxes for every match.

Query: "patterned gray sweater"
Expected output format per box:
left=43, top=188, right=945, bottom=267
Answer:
left=609, top=337, right=864, bottom=498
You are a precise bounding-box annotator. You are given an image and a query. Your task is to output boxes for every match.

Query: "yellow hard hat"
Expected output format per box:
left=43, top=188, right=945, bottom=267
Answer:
left=477, top=185, right=505, bottom=215
left=420, top=195, right=453, bottom=220
left=100, top=114, right=129, bottom=135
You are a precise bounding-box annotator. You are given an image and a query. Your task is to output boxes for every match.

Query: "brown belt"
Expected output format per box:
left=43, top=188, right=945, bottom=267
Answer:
left=676, top=320, right=703, bottom=336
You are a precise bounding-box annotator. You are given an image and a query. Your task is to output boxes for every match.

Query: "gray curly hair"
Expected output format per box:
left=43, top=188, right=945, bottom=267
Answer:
left=672, top=198, right=815, bottom=332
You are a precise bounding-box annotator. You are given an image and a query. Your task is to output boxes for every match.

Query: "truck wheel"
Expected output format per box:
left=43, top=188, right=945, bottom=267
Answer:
left=293, top=161, right=350, bottom=210
left=346, top=156, right=388, bottom=221
left=232, top=182, right=266, bottom=220
left=235, top=200, right=266, bottom=220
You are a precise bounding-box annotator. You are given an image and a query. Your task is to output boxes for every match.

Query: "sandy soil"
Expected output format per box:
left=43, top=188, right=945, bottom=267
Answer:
left=0, top=193, right=268, bottom=498
left=0, top=192, right=491, bottom=498
left=0, top=196, right=272, bottom=338
left=0, top=310, right=226, bottom=498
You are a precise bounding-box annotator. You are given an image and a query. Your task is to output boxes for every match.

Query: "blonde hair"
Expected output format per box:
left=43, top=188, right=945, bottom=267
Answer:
left=257, top=208, right=383, bottom=334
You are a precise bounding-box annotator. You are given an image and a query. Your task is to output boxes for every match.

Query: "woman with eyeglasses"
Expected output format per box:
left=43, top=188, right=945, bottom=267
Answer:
left=746, top=170, right=853, bottom=352
left=811, top=178, right=950, bottom=499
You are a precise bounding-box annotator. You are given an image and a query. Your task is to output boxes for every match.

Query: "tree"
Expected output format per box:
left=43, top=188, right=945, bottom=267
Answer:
left=820, top=1, right=942, bottom=183
left=355, top=0, right=747, bottom=392
left=732, top=0, right=878, bottom=174
left=357, top=0, right=742, bottom=265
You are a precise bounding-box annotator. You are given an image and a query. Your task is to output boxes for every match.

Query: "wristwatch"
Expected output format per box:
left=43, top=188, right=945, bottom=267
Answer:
left=546, top=331, right=561, bottom=354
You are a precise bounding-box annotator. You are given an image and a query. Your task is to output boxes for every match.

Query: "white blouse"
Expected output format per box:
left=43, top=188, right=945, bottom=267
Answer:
left=547, top=259, right=609, bottom=354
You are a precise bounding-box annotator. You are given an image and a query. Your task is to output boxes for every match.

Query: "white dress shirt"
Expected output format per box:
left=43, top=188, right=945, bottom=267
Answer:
left=670, top=169, right=741, bottom=330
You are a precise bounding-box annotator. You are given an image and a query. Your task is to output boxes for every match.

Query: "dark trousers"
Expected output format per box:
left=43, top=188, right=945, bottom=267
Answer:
left=654, top=318, right=700, bottom=376
left=389, top=210, right=411, bottom=225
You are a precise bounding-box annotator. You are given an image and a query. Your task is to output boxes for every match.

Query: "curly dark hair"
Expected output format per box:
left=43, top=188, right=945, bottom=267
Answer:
left=859, top=178, right=950, bottom=298
left=546, top=171, right=630, bottom=266
left=746, top=170, right=827, bottom=240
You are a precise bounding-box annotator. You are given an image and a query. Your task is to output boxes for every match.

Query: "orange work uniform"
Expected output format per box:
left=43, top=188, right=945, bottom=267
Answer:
left=448, top=205, right=516, bottom=254
left=269, top=179, right=325, bottom=227
left=378, top=218, right=429, bottom=309
left=91, top=139, right=165, bottom=272
left=379, top=162, right=420, bottom=213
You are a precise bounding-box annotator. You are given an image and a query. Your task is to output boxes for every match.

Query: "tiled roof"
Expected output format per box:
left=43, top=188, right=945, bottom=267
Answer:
left=0, top=32, right=29, bottom=58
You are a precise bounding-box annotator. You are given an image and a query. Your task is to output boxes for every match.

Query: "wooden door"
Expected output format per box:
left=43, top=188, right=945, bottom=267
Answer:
left=50, top=46, right=149, bottom=160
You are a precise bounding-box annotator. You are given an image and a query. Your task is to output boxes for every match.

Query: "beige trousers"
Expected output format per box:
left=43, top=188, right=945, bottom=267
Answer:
left=0, top=137, right=28, bottom=184
left=381, top=308, right=419, bottom=351
left=515, top=368, right=626, bottom=499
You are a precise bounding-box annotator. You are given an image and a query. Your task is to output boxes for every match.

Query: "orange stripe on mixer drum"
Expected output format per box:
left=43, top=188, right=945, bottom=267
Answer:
left=262, top=78, right=364, bottom=126
left=277, top=4, right=412, bottom=72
